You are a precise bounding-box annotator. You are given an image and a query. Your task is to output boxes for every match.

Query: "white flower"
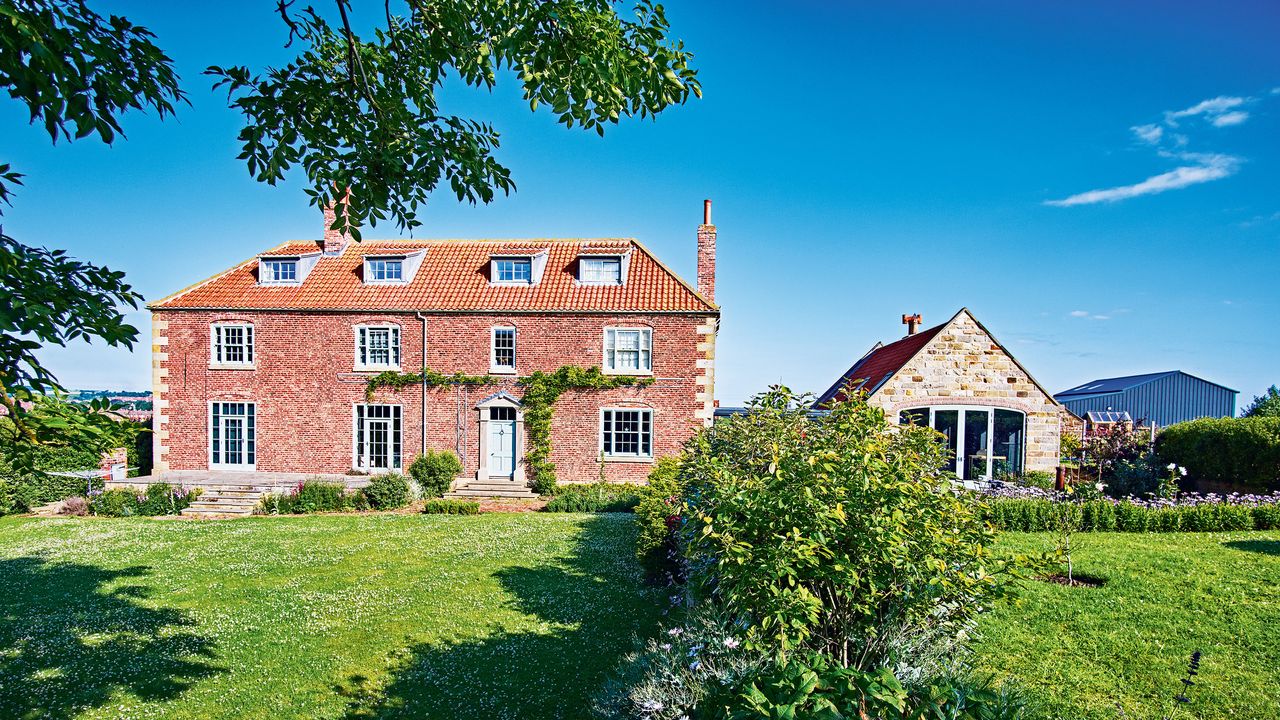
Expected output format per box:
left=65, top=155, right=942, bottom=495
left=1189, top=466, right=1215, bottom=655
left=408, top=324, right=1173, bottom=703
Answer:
left=640, top=699, right=665, bottom=712
left=667, top=627, right=684, bottom=636
left=660, top=643, right=672, bottom=651
left=1095, top=483, right=1105, bottom=492
left=723, top=637, right=741, bottom=649
left=1167, top=463, right=1177, bottom=470
left=1179, top=467, right=1188, bottom=477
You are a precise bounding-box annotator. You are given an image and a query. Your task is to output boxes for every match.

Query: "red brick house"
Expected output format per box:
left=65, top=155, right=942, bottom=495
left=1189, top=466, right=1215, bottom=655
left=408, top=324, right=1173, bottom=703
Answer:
left=149, top=203, right=719, bottom=495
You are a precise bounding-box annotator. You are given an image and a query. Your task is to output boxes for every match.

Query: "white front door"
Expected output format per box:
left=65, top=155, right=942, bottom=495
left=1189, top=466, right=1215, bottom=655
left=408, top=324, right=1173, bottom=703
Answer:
left=487, top=407, right=517, bottom=480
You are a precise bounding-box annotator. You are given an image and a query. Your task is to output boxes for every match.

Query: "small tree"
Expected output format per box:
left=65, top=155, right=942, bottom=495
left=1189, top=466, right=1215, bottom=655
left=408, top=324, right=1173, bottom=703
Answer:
left=680, top=388, right=1021, bottom=669
left=1242, top=385, right=1280, bottom=418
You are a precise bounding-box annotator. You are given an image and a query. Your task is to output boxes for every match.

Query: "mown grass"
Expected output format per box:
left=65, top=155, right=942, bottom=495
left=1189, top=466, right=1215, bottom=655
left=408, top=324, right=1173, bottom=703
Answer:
left=976, top=531, right=1280, bottom=720
left=0, top=513, right=661, bottom=720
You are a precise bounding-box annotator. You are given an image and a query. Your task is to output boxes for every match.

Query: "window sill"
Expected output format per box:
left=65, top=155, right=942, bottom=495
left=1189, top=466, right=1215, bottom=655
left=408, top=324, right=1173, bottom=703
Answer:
left=353, top=366, right=402, bottom=373
left=601, top=455, right=654, bottom=464
left=602, top=369, right=653, bottom=377
left=489, top=367, right=518, bottom=375
left=209, top=363, right=256, bottom=371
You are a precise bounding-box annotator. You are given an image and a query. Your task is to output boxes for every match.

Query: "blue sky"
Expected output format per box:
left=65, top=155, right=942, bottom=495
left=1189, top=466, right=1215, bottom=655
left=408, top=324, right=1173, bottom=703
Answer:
left=4, top=1, right=1278, bottom=407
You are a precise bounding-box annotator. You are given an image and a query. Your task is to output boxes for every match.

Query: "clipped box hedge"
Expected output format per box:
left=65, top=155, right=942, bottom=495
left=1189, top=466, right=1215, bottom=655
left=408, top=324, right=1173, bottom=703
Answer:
left=981, top=498, right=1280, bottom=533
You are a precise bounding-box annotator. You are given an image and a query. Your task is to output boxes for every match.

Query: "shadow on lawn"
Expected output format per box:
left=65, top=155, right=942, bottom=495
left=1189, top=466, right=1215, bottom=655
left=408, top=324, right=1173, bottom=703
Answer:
left=0, top=557, right=220, bottom=718
left=1223, top=539, right=1280, bottom=556
left=341, top=514, right=662, bottom=720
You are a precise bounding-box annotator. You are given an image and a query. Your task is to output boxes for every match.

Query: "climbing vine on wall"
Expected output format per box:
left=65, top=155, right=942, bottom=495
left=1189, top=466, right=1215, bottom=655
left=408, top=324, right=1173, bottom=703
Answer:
left=365, top=365, right=653, bottom=494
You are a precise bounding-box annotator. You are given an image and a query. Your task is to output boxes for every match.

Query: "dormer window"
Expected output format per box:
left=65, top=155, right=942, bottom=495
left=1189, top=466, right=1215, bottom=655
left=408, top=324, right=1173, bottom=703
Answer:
left=367, top=257, right=404, bottom=283
left=494, top=258, right=532, bottom=283
left=362, top=249, right=425, bottom=285
left=257, top=251, right=319, bottom=285
left=489, top=251, right=547, bottom=286
left=580, top=257, right=622, bottom=285
left=261, top=258, right=299, bottom=283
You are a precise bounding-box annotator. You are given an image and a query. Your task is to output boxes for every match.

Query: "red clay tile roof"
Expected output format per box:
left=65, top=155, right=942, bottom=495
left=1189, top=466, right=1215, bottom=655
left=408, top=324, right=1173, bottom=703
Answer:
left=815, top=322, right=946, bottom=406
left=151, top=238, right=716, bottom=313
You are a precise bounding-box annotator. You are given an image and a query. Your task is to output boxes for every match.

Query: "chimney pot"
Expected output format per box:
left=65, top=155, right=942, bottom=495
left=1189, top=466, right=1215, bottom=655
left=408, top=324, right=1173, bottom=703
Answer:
left=902, top=313, right=922, bottom=335
left=697, top=200, right=716, bottom=303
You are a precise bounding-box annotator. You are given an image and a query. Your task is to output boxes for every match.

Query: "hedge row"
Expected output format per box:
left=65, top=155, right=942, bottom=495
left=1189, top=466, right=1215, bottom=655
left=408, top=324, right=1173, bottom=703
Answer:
left=982, top=498, right=1280, bottom=533
left=1156, top=416, right=1280, bottom=492
left=543, top=482, right=641, bottom=513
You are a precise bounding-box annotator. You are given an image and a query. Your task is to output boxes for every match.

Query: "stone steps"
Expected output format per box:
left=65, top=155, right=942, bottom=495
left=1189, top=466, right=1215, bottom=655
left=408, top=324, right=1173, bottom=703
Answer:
left=181, top=486, right=266, bottom=518
left=447, top=482, right=539, bottom=499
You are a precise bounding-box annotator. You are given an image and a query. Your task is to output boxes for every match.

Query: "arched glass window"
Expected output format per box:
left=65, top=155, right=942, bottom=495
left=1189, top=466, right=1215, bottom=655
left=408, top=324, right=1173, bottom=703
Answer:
left=898, top=406, right=1026, bottom=483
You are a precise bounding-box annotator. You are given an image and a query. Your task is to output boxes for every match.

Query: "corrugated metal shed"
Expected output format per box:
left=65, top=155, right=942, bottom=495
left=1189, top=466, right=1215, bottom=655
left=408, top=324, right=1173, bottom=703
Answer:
left=1054, top=371, right=1236, bottom=427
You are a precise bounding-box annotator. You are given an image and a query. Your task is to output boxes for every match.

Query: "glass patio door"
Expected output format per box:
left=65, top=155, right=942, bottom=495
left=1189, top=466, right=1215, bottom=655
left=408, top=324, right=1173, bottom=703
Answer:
left=211, top=402, right=255, bottom=470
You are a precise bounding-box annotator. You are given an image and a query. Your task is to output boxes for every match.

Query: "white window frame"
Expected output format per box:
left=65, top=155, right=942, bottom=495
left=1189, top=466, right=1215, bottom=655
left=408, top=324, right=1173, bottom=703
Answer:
left=600, top=407, right=654, bottom=461
left=260, top=258, right=300, bottom=284
left=352, top=403, right=403, bottom=472
left=210, top=323, right=255, bottom=369
left=365, top=256, right=406, bottom=284
left=490, top=326, right=517, bottom=374
left=579, top=256, right=624, bottom=285
left=603, top=327, right=653, bottom=375
left=354, top=324, right=402, bottom=371
left=492, top=257, right=533, bottom=284
left=208, top=401, right=256, bottom=471
left=897, top=405, right=1026, bottom=484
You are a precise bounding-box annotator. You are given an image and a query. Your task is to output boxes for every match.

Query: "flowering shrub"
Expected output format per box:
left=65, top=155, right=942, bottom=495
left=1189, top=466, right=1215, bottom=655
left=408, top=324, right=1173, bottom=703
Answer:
left=258, top=480, right=354, bottom=514
left=88, top=483, right=199, bottom=517
left=633, top=456, right=684, bottom=575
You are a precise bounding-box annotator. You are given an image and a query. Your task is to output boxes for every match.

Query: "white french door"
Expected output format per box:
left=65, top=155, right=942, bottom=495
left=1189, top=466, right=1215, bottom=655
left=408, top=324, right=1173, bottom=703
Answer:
left=210, top=402, right=256, bottom=470
left=354, top=404, right=402, bottom=472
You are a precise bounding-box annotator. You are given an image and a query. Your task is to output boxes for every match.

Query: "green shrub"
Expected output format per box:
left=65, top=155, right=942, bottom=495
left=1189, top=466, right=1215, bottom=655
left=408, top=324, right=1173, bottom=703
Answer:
left=363, top=473, right=410, bottom=510
left=90, top=488, right=141, bottom=517
left=421, top=499, right=479, bottom=515
left=1157, top=417, right=1280, bottom=491
left=543, top=483, right=640, bottom=513
left=257, top=492, right=296, bottom=515
left=682, top=388, right=1021, bottom=664
left=409, top=450, right=462, bottom=498
left=634, top=456, right=683, bottom=573
left=294, top=480, right=349, bottom=513
left=1254, top=505, right=1280, bottom=530
left=1019, top=470, right=1056, bottom=490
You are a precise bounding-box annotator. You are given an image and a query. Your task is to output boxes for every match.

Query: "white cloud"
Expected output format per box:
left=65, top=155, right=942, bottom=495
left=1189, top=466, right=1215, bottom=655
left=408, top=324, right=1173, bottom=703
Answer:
left=1069, top=310, right=1090, bottom=317
left=1068, top=309, right=1112, bottom=320
left=1046, top=153, right=1240, bottom=207
left=1165, top=95, right=1248, bottom=126
left=1131, top=124, right=1163, bottom=144
left=1212, top=110, right=1249, bottom=127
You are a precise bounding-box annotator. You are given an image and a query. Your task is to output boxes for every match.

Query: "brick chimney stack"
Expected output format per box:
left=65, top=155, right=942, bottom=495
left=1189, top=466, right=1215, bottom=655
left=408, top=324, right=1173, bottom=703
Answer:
left=697, top=199, right=716, bottom=303
left=322, top=189, right=353, bottom=255
left=902, top=313, right=922, bottom=336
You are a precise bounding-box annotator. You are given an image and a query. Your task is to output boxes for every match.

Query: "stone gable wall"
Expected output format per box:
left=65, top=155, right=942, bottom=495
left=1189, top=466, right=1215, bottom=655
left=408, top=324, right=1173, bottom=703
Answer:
left=870, top=312, right=1061, bottom=472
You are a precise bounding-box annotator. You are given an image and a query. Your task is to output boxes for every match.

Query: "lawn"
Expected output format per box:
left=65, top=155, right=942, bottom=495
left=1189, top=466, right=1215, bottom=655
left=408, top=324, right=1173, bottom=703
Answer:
left=2, top=516, right=1277, bottom=720
left=974, top=531, right=1280, bottom=720
left=0, top=513, right=661, bottom=720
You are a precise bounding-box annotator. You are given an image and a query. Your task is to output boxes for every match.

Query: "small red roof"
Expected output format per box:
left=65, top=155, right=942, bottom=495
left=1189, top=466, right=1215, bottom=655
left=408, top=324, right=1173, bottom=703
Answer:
left=815, top=322, right=945, bottom=406
left=151, top=238, right=716, bottom=314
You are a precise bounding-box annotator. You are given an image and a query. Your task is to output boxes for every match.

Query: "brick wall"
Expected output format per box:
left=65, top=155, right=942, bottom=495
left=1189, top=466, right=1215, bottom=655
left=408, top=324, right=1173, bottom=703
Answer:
left=870, top=311, right=1063, bottom=472
left=153, top=309, right=714, bottom=484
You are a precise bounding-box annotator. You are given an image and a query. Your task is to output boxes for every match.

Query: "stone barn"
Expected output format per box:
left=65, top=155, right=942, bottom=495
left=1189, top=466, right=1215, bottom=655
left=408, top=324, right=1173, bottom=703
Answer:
left=816, top=308, right=1066, bottom=483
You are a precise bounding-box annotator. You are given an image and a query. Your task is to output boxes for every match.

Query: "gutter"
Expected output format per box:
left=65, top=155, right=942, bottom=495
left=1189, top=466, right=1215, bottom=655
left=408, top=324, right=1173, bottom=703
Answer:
left=416, top=312, right=428, bottom=457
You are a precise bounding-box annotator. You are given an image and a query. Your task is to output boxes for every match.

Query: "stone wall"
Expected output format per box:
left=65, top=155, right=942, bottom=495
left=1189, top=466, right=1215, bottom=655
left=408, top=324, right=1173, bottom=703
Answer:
left=870, top=310, right=1062, bottom=473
